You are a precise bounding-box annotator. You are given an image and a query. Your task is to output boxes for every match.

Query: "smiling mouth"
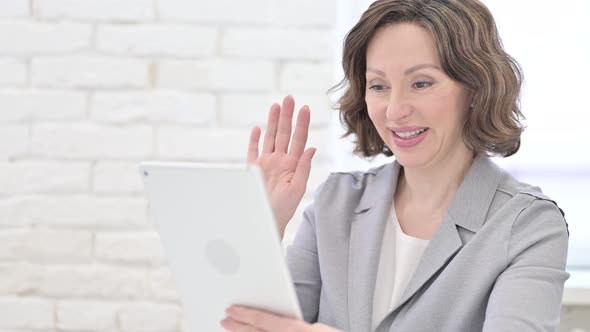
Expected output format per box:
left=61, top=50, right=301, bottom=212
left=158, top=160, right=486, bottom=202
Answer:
left=392, top=128, right=429, bottom=139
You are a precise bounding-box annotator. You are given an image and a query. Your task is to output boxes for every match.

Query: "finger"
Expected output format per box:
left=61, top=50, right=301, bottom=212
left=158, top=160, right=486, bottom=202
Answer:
left=288, top=105, right=311, bottom=158
left=292, top=147, right=317, bottom=190
left=247, top=126, right=261, bottom=164
left=262, top=103, right=280, bottom=153
left=274, top=95, right=295, bottom=154
left=226, top=306, right=296, bottom=332
left=220, top=317, right=264, bottom=332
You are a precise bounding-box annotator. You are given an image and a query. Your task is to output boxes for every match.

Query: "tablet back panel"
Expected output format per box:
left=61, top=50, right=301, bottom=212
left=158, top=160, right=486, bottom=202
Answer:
left=140, top=162, right=303, bottom=331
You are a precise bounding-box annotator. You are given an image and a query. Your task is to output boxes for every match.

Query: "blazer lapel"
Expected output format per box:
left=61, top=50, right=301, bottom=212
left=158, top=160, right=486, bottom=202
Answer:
left=387, top=214, right=463, bottom=314
left=347, top=162, right=400, bottom=332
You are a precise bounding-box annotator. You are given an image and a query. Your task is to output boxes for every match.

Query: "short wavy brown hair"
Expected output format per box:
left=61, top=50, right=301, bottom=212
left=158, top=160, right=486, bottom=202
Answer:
left=332, top=0, right=524, bottom=158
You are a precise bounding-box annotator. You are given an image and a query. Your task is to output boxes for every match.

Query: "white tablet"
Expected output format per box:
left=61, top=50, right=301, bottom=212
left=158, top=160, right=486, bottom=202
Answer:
left=139, top=162, right=303, bottom=331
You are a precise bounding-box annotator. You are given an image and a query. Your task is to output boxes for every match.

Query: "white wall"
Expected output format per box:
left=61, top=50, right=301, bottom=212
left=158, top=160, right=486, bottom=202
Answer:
left=0, top=0, right=336, bottom=330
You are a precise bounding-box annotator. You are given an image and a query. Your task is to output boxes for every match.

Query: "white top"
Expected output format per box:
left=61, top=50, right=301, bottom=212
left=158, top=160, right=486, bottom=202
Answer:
left=371, top=204, right=430, bottom=331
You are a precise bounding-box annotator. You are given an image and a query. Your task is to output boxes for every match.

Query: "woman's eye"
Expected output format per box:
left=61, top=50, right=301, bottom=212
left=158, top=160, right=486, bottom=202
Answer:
left=413, top=81, right=433, bottom=89
left=369, top=84, right=387, bottom=91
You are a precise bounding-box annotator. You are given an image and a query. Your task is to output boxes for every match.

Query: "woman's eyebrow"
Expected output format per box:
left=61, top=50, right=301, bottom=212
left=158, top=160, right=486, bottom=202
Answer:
left=366, top=67, right=385, bottom=76
left=366, top=64, right=441, bottom=76
left=404, top=64, right=441, bottom=75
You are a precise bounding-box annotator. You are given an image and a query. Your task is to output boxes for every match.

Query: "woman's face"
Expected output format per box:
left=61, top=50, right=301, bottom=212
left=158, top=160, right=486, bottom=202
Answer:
left=365, top=23, right=471, bottom=169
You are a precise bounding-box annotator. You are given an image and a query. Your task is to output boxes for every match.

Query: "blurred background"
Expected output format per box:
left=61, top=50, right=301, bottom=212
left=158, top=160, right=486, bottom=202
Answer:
left=0, top=0, right=587, bottom=331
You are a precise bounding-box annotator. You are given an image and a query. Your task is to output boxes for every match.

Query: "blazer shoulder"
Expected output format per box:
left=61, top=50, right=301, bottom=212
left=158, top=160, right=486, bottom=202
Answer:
left=497, top=172, right=561, bottom=208
left=311, top=162, right=392, bottom=210
left=318, top=163, right=388, bottom=193
left=494, top=171, right=568, bottom=234
left=498, top=172, right=547, bottom=200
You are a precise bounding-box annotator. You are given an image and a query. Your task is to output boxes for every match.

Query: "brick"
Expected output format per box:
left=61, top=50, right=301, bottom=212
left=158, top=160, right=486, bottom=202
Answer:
left=35, top=0, right=154, bottom=21
left=0, top=22, right=91, bottom=54
left=57, top=300, right=119, bottom=330
left=0, top=229, right=28, bottom=260
left=31, top=123, right=152, bottom=159
left=0, top=197, right=29, bottom=227
left=156, top=127, right=250, bottom=162
left=219, top=93, right=332, bottom=128
left=95, top=231, right=164, bottom=264
left=0, top=125, right=28, bottom=159
left=271, top=0, right=337, bottom=27
left=148, top=268, right=180, bottom=301
left=91, top=91, right=215, bottom=125
left=0, top=262, right=42, bottom=295
left=158, top=60, right=275, bottom=92
left=0, top=60, right=27, bottom=85
left=159, top=0, right=271, bottom=24
left=39, top=265, right=151, bottom=298
left=119, top=302, right=180, bottom=332
left=0, top=0, right=29, bottom=17
left=94, top=162, right=144, bottom=193
left=280, top=62, right=334, bottom=92
left=0, top=195, right=148, bottom=228
left=22, top=228, right=93, bottom=262
left=0, top=161, right=89, bottom=195
left=32, top=56, right=149, bottom=88
left=0, top=297, right=54, bottom=329
left=222, top=28, right=331, bottom=60
left=97, top=24, right=217, bottom=57
left=0, top=90, right=86, bottom=122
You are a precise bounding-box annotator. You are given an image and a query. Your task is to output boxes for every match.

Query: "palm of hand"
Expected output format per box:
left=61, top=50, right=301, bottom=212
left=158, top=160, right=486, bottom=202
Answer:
left=247, top=96, right=316, bottom=235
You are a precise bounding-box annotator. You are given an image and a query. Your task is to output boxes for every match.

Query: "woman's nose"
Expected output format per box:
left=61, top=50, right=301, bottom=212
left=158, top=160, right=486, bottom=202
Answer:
left=386, top=92, right=412, bottom=121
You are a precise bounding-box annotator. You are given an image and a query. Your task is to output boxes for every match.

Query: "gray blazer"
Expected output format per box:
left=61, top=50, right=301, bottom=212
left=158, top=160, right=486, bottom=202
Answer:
left=286, top=155, right=569, bottom=332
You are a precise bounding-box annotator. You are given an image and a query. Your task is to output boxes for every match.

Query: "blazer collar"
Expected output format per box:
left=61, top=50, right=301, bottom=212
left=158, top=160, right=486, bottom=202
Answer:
left=352, top=154, right=505, bottom=232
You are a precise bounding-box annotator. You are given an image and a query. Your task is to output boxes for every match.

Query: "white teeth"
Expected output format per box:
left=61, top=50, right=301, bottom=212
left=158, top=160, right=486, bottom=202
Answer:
left=395, top=128, right=427, bottom=139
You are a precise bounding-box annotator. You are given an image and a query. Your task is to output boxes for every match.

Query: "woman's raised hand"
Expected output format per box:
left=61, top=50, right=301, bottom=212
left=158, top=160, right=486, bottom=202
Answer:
left=247, top=95, right=317, bottom=239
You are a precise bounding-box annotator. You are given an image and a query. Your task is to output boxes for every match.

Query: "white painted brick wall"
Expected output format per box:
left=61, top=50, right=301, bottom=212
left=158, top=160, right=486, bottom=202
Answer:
left=0, top=297, right=54, bottom=329
left=0, top=22, right=91, bottom=54
left=0, top=228, right=93, bottom=262
left=0, top=262, right=43, bottom=294
left=91, top=91, right=215, bottom=125
left=32, top=56, right=151, bottom=88
left=31, top=123, right=153, bottom=159
left=158, top=0, right=272, bottom=23
left=155, top=127, right=251, bottom=161
left=0, top=196, right=148, bottom=228
left=0, top=0, right=337, bottom=330
left=39, top=265, right=151, bottom=298
left=222, top=28, right=332, bottom=60
left=0, top=161, right=89, bottom=194
left=57, top=300, right=119, bottom=330
left=0, top=0, right=29, bottom=18
left=159, top=59, right=276, bottom=91
left=97, top=24, right=218, bottom=57
left=34, top=0, right=155, bottom=21
left=0, top=125, right=29, bottom=158
left=0, top=90, right=86, bottom=122
left=280, top=61, right=335, bottom=92
left=94, top=162, right=145, bottom=193
left=119, top=302, right=181, bottom=332
left=95, top=231, right=165, bottom=264
left=0, top=60, right=27, bottom=85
